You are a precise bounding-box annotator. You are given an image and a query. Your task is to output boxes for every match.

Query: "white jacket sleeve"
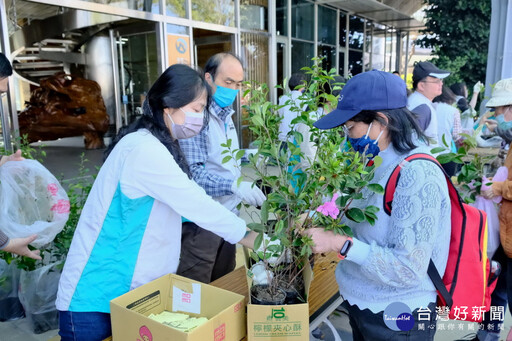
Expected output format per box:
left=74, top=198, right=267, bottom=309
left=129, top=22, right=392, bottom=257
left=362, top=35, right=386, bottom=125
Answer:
left=120, top=141, right=246, bottom=244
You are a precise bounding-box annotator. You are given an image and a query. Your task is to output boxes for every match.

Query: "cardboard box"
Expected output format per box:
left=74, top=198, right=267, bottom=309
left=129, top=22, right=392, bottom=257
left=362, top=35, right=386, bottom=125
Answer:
left=110, top=273, right=246, bottom=341
left=246, top=258, right=313, bottom=341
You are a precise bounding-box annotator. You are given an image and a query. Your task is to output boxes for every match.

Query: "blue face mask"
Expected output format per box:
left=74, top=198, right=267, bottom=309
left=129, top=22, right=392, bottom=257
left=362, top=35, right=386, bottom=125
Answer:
left=213, top=84, right=239, bottom=108
left=497, top=113, right=512, bottom=131
left=347, top=123, right=383, bottom=158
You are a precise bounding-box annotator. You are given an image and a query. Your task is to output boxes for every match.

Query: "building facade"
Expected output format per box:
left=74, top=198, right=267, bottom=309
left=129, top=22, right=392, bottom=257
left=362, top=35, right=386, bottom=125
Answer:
left=0, top=0, right=424, bottom=149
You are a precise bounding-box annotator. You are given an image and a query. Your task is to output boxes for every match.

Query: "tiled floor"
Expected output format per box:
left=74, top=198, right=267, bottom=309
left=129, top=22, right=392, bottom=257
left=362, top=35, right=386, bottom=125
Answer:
left=1, top=137, right=512, bottom=341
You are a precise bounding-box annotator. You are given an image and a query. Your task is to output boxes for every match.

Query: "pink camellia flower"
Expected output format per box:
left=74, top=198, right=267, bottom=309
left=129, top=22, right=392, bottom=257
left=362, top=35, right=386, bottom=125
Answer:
left=316, top=193, right=340, bottom=219
left=47, top=183, right=59, bottom=196
left=51, top=199, right=70, bottom=215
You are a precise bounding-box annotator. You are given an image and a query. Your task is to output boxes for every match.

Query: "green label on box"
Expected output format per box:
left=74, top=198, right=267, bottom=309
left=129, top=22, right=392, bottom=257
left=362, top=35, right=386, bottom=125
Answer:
left=252, top=321, right=303, bottom=337
left=251, top=308, right=303, bottom=337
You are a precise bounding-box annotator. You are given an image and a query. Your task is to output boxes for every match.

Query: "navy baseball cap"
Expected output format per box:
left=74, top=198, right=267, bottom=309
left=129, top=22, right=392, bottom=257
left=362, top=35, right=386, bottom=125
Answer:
left=314, top=70, right=408, bottom=129
left=412, top=61, right=450, bottom=83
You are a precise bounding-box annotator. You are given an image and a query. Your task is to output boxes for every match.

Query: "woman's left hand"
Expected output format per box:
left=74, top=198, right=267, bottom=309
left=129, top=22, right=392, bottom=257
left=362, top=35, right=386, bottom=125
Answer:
left=3, top=235, right=42, bottom=260
left=304, top=228, right=349, bottom=254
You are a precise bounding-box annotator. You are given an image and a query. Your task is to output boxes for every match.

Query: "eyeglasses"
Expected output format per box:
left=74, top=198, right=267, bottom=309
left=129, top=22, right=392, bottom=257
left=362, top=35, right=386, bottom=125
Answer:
left=421, top=79, right=443, bottom=84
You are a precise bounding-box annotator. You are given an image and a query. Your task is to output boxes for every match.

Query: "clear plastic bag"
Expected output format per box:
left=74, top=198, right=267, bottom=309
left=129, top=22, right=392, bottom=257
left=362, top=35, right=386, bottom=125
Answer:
left=471, top=196, right=500, bottom=259
left=18, top=262, right=62, bottom=334
left=0, top=159, right=69, bottom=248
left=0, top=259, right=25, bottom=321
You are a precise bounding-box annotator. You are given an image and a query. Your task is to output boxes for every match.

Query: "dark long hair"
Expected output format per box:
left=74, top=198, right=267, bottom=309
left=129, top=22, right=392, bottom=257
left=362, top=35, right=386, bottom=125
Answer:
left=450, top=83, right=467, bottom=97
left=104, top=64, right=210, bottom=177
left=349, top=108, right=429, bottom=154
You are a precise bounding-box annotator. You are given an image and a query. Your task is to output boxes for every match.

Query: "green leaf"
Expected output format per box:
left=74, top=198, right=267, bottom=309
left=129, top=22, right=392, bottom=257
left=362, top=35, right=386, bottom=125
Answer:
left=367, top=183, right=384, bottom=194
left=252, top=115, right=265, bottom=127
left=436, top=153, right=454, bottom=165
left=250, top=252, right=260, bottom=263
left=365, top=216, right=376, bottom=226
left=431, top=147, right=447, bottom=154
left=372, top=155, right=383, bottom=168
left=346, top=207, right=365, bottom=223
left=222, top=155, right=232, bottom=164
left=365, top=205, right=380, bottom=214
left=235, top=149, right=245, bottom=160
left=247, top=223, right=266, bottom=233
left=260, top=201, right=269, bottom=224
left=253, top=233, right=263, bottom=251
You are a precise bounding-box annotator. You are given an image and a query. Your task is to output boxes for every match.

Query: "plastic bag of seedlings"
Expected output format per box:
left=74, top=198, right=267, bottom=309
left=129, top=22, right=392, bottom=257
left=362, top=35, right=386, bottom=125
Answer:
left=19, top=261, right=62, bottom=334
left=0, top=160, right=69, bottom=248
left=0, top=259, right=25, bottom=321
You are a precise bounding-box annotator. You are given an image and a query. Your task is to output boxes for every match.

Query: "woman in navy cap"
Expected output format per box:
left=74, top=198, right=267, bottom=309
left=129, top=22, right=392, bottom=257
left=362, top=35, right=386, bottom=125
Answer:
left=306, top=70, right=450, bottom=340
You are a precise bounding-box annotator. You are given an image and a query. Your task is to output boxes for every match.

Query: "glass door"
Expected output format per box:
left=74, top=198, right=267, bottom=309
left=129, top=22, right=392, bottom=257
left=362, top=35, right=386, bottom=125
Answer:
left=115, top=26, right=159, bottom=127
left=276, top=36, right=289, bottom=99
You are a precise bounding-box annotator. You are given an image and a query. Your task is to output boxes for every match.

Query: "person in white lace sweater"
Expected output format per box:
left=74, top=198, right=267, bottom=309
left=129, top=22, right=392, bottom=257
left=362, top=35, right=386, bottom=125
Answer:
left=309, top=70, right=451, bottom=340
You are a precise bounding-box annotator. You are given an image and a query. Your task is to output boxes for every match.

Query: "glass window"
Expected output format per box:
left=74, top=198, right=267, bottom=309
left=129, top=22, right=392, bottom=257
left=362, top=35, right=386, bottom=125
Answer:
left=365, top=21, right=372, bottom=53
left=93, top=0, right=159, bottom=13
left=364, top=21, right=372, bottom=71
left=371, top=23, right=386, bottom=70
left=389, top=31, right=397, bottom=71
left=167, top=24, right=188, bottom=35
left=318, top=45, right=336, bottom=73
left=166, top=0, right=187, bottom=17
left=291, top=40, right=314, bottom=74
left=384, top=30, right=396, bottom=71
left=241, top=1, right=268, bottom=31
left=349, top=16, right=364, bottom=50
left=318, top=6, right=336, bottom=45
left=339, top=12, right=347, bottom=47
left=348, top=50, right=363, bottom=76
left=241, top=32, right=269, bottom=148
left=192, top=0, right=234, bottom=27
left=291, top=0, right=313, bottom=41
left=339, top=52, right=345, bottom=77
left=120, top=33, right=159, bottom=123
left=241, top=32, right=269, bottom=85
left=276, top=0, right=287, bottom=36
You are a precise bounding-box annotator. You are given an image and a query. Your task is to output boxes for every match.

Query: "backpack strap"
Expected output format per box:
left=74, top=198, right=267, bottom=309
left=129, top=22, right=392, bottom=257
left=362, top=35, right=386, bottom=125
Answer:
left=383, top=153, right=454, bottom=308
left=384, top=153, right=440, bottom=215
left=428, top=259, right=453, bottom=308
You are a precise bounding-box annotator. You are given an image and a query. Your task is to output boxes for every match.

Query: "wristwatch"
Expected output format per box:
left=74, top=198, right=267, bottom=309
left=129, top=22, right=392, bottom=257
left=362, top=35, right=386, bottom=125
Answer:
left=337, top=237, right=353, bottom=260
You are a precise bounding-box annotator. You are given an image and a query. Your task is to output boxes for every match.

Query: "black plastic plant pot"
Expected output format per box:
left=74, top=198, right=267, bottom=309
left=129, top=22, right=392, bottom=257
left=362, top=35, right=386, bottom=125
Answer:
left=31, top=311, right=59, bottom=334
left=250, top=285, right=286, bottom=305
left=255, top=179, right=273, bottom=197
left=0, top=297, right=25, bottom=321
left=283, top=286, right=303, bottom=305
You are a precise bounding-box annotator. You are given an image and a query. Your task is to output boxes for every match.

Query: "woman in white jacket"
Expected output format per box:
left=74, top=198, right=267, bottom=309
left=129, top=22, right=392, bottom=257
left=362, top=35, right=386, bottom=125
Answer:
left=56, top=64, right=256, bottom=341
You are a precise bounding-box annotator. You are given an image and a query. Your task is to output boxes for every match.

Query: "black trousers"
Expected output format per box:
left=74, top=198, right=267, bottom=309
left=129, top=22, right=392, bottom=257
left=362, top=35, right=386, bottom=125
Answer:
left=341, top=301, right=437, bottom=340
left=176, top=222, right=236, bottom=283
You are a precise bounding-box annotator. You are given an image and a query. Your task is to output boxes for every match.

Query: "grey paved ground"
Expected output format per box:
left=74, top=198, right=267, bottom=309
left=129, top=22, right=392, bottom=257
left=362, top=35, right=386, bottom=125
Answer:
left=1, top=137, right=511, bottom=340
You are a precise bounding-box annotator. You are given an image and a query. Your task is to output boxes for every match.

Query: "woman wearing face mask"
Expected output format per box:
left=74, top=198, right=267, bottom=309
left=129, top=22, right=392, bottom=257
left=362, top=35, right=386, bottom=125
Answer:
left=56, top=64, right=257, bottom=341
left=306, top=70, right=451, bottom=340
left=478, top=78, right=512, bottom=341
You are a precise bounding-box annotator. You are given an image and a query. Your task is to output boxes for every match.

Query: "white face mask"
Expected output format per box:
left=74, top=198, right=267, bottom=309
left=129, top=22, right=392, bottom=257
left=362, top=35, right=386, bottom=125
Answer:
left=167, top=108, right=204, bottom=139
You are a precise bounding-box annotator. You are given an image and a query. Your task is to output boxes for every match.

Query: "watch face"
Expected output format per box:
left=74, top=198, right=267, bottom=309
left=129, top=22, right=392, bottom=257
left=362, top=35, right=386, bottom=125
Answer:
left=340, top=240, right=352, bottom=256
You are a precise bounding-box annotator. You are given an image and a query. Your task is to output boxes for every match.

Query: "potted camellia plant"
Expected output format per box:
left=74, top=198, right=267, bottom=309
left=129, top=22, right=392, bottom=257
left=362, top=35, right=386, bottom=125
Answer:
left=224, top=59, right=384, bottom=306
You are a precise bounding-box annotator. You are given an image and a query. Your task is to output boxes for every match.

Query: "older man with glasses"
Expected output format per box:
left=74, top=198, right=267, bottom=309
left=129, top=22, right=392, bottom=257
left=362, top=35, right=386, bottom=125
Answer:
left=408, top=61, right=451, bottom=146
